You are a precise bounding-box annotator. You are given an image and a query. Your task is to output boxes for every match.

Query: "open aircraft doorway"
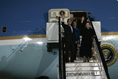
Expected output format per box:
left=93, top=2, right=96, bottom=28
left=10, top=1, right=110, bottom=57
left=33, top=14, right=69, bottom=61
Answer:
left=70, top=11, right=87, bottom=21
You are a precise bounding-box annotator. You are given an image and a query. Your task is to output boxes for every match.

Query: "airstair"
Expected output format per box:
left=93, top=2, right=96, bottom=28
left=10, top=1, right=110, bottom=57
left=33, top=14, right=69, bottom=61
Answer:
left=65, top=38, right=108, bottom=79
left=57, top=17, right=110, bottom=79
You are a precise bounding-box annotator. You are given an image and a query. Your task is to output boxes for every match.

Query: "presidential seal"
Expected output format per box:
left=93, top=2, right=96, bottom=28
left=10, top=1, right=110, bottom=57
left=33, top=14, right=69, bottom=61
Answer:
left=101, top=43, right=118, bottom=66
left=59, top=10, right=65, bottom=16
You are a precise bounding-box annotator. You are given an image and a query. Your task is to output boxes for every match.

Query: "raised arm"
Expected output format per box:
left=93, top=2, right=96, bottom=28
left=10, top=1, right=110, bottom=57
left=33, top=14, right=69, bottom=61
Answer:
left=61, top=15, right=66, bottom=29
left=81, top=16, right=86, bottom=27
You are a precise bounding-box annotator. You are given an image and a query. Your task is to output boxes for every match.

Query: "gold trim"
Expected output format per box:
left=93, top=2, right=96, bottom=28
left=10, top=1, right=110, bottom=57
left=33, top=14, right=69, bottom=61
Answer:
left=101, top=32, right=118, bottom=35
left=0, top=32, right=118, bottom=40
left=0, top=35, right=46, bottom=40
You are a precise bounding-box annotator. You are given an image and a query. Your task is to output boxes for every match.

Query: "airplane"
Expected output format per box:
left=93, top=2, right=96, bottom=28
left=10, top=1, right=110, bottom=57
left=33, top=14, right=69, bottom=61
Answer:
left=0, top=0, right=118, bottom=79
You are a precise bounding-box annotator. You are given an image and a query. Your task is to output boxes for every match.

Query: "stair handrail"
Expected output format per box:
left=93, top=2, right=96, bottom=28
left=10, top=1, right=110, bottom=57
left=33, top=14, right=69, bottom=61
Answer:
left=58, top=17, right=66, bottom=79
left=93, top=38, right=107, bottom=79
left=90, top=20, right=110, bottom=79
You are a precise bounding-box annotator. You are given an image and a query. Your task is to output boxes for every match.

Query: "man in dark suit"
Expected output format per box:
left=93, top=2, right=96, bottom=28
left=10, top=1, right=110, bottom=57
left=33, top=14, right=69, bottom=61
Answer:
left=87, top=12, right=94, bottom=22
left=61, top=15, right=77, bottom=62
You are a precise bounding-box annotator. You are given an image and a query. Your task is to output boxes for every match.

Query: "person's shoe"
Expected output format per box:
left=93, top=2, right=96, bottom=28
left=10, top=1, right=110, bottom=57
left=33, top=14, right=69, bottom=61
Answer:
left=83, top=60, right=86, bottom=62
left=83, top=56, right=86, bottom=62
left=87, top=59, right=89, bottom=62
left=87, top=57, right=90, bottom=62
left=86, top=59, right=89, bottom=62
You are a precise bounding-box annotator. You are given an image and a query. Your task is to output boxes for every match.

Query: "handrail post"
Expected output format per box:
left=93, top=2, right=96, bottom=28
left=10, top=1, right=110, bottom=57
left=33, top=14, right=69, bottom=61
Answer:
left=59, top=17, right=62, bottom=79
left=58, top=17, right=66, bottom=79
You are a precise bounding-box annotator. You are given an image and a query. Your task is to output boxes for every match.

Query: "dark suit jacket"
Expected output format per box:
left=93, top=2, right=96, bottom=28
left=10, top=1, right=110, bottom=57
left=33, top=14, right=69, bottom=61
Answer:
left=87, top=17, right=94, bottom=22
left=62, top=22, right=77, bottom=42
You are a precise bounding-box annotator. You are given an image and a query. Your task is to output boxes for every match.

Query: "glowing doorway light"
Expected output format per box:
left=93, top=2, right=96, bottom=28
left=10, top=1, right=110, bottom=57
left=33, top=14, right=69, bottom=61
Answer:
left=23, top=37, right=32, bottom=41
left=36, top=42, right=43, bottom=45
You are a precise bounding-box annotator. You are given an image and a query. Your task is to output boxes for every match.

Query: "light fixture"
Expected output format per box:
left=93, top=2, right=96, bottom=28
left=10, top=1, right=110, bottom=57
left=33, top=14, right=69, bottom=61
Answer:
left=23, top=37, right=32, bottom=41
left=36, top=42, right=43, bottom=45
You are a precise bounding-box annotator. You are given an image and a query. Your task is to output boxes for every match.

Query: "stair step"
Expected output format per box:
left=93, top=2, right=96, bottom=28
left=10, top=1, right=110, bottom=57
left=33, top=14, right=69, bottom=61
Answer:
left=66, top=62, right=100, bottom=67
left=66, top=76, right=107, bottom=79
left=74, top=60, right=83, bottom=63
left=74, top=60, right=99, bottom=63
left=66, top=71, right=104, bottom=76
left=66, top=67, right=101, bottom=71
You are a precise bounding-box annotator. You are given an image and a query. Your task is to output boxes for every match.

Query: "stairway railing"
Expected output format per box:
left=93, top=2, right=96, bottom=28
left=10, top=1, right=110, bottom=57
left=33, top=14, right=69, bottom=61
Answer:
left=93, top=38, right=107, bottom=79
left=90, top=20, right=110, bottom=79
left=58, top=17, right=66, bottom=79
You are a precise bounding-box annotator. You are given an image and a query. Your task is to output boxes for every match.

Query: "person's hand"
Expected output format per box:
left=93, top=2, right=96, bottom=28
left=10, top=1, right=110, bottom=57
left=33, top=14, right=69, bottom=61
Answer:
left=61, top=15, right=65, bottom=20
left=81, top=16, right=85, bottom=23
left=56, top=16, right=58, bottom=18
left=81, top=16, right=85, bottom=21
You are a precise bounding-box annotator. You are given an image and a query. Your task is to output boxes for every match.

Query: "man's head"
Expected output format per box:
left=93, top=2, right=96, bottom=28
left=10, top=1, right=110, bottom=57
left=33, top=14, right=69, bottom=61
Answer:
left=88, top=12, right=91, bottom=17
left=73, top=21, right=77, bottom=28
left=67, top=19, right=72, bottom=25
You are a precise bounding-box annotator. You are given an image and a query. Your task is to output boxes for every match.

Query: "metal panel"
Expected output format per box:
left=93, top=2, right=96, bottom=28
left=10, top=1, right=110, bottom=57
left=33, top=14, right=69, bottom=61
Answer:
left=46, top=22, right=59, bottom=43
left=92, top=21, right=101, bottom=41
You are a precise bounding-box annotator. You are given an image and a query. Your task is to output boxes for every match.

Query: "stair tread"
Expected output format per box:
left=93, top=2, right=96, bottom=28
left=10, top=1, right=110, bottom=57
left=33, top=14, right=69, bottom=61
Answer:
left=66, top=70, right=103, bottom=72
left=66, top=63, right=101, bottom=67
left=66, top=66, right=100, bottom=67
left=66, top=62, right=98, bottom=64
left=66, top=67, right=102, bottom=71
left=66, top=71, right=103, bottom=75
left=66, top=76, right=107, bottom=79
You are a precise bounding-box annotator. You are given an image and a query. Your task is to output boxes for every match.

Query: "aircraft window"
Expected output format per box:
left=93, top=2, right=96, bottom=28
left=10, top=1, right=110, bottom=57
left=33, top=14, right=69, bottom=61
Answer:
left=2, top=26, right=7, bottom=33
